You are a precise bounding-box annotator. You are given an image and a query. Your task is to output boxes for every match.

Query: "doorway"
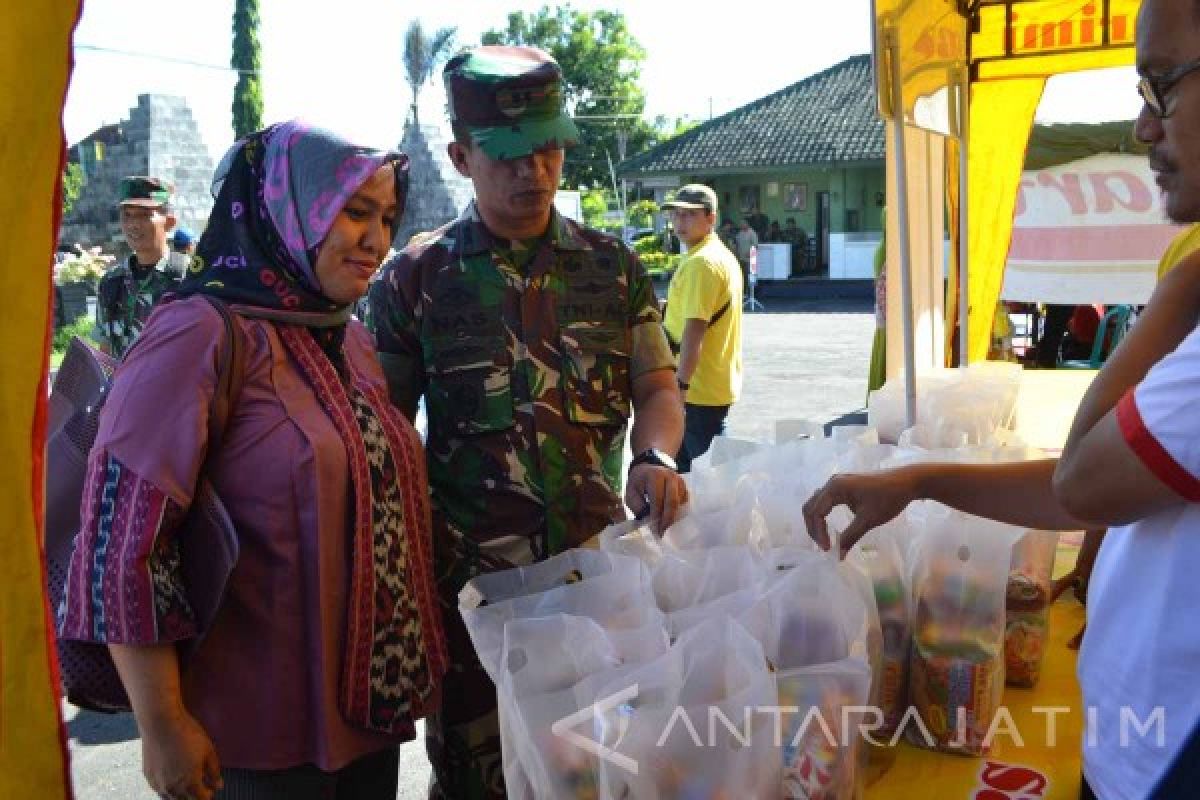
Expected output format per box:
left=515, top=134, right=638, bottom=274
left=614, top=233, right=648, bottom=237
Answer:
left=815, top=190, right=831, bottom=273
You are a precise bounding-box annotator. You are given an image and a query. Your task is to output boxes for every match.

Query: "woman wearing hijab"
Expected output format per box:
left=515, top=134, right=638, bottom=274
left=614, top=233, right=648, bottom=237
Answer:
left=58, top=121, right=446, bottom=800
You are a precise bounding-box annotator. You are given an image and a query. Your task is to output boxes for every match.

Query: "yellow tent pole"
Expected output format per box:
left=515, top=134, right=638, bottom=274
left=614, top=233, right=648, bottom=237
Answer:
left=0, top=2, right=82, bottom=798
left=966, top=77, right=1045, bottom=363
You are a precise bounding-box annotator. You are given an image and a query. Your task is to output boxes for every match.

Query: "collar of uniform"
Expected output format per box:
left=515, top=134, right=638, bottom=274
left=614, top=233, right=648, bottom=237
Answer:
left=126, top=251, right=170, bottom=274
left=685, top=231, right=717, bottom=254
left=451, top=201, right=593, bottom=257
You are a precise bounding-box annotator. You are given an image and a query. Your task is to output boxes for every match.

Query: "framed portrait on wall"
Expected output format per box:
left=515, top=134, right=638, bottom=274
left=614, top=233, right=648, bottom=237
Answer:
left=739, top=185, right=760, bottom=214
left=784, top=182, right=808, bottom=211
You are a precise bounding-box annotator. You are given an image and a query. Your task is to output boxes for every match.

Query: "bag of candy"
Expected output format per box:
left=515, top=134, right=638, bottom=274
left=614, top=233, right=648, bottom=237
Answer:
left=907, top=509, right=1024, bottom=755
left=1005, top=529, right=1059, bottom=688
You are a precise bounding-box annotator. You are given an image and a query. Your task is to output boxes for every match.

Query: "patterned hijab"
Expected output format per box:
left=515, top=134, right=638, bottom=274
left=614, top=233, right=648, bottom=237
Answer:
left=181, top=121, right=447, bottom=736
left=180, top=120, right=408, bottom=320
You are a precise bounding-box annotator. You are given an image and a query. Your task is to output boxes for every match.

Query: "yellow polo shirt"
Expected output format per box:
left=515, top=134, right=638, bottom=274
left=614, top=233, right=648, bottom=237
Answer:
left=664, top=232, right=744, bottom=406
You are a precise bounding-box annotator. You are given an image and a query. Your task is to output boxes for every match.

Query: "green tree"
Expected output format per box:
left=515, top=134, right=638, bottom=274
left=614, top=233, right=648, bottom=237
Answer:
left=482, top=7, right=661, bottom=189
left=581, top=187, right=611, bottom=230
left=61, top=162, right=84, bottom=216
left=627, top=198, right=658, bottom=229
left=231, top=0, right=264, bottom=138
left=404, top=20, right=457, bottom=125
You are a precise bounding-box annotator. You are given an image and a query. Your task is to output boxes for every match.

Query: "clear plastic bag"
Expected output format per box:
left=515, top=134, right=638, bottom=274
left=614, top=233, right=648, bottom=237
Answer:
left=848, top=530, right=910, bottom=737
left=737, top=560, right=874, bottom=799
left=651, top=545, right=763, bottom=614
left=907, top=509, right=1024, bottom=756
left=459, top=550, right=654, bottom=684
left=593, top=616, right=782, bottom=800
left=1005, top=529, right=1059, bottom=688
left=596, top=519, right=665, bottom=568
left=499, top=614, right=670, bottom=800
left=662, top=497, right=769, bottom=552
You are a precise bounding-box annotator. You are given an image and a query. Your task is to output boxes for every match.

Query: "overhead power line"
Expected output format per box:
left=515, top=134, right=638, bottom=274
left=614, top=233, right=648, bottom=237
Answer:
left=74, top=43, right=261, bottom=75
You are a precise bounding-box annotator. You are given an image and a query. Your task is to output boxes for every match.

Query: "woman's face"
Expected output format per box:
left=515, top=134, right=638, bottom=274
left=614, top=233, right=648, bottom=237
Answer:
left=313, top=163, right=397, bottom=305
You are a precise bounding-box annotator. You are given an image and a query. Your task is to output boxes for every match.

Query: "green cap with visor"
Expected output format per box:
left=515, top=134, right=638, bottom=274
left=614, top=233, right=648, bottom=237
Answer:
left=443, top=46, right=580, bottom=161
left=118, top=176, right=173, bottom=208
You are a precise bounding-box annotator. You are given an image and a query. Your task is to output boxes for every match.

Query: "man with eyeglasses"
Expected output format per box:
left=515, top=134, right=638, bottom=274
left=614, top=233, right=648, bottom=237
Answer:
left=804, top=1, right=1200, bottom=797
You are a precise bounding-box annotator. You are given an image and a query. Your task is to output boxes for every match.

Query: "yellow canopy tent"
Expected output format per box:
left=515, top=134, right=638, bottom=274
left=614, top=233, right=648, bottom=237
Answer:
left=1, top=2, right=83, bottom=798
left=875, top=0, right=1142, bottom=422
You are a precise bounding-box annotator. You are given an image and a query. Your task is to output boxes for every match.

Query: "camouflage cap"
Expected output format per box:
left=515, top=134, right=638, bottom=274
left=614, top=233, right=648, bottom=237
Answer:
left=443, top=45, right=579, bottom=161
left=118, top=176, right=173, bottom=208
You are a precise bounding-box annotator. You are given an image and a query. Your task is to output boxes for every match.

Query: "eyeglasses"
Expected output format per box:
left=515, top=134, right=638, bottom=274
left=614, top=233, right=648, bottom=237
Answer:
left=1138, top=57, right=1200, bottom=118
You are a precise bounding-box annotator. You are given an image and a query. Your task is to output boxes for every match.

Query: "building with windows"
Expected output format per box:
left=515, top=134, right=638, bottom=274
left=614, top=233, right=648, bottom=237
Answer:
left=619, top=54, right=885, bottom=280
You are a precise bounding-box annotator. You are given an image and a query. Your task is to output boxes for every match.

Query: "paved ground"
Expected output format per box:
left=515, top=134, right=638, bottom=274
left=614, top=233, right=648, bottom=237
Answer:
left=63, top=298, right=875, bottom=799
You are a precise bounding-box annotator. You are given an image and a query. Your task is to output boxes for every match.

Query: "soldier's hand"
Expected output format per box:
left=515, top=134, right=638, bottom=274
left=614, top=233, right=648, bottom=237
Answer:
left=626, top=464, right=688, bottom=534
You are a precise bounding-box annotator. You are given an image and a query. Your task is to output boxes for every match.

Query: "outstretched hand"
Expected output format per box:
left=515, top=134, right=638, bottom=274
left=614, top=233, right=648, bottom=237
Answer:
left=801, top=467, right=921, bottom=557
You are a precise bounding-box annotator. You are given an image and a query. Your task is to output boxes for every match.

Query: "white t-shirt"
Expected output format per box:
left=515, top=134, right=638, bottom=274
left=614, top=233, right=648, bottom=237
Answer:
left=1080, top=323, right=1200, bottom=799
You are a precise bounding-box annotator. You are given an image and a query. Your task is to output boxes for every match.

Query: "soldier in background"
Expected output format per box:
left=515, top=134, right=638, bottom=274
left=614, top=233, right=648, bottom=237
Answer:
left=369, top=45, right=687, bottom=799
left=94, top=176, right=178, bottom=356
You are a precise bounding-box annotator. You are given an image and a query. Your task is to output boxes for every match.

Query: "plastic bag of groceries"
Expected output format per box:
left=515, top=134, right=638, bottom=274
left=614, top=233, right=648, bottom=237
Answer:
left=869, top=365, right=1021, bottom=445
left=458, top=550, right=654, bottom=684
left=593, top=616, right=782, bottom=800
left=752, top=477, right=822, bottom=550
left=498, top=613, right=670, bottom=800
left=897, top=423, right=970, bottom=451
left=651, top=545, right=762, bottom=614
left=847, top=529, right=911, bottom=737
left=829, top=424, right=880, bottom=448
left=836, top=443, right=899, bottom=475
left=611, top=540, right=766, bottom=638
left=867, top=371, right=954, bottom=442
left=662, top=496, right=770, bottom=551
left=1005, top=529, right=1060, bottom=688
left=667, top=585, right=762, bottom=639
left=597, top=518, right=666, bottom=568
left=907, top=509, right=1025, bottom=755
left=737, top=558, right=874, bottom=799
left=686, top=436, right=841, bottom=516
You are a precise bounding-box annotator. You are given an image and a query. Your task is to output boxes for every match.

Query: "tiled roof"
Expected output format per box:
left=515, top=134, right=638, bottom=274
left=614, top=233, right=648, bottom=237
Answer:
left=620, top=54, right=884, bottom=177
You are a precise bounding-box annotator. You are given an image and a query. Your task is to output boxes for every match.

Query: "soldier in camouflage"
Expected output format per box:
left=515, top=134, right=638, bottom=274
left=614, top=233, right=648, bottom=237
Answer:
left=369, top=45, right=687, bottom=799
left=94, top=176, right=180, bottom=357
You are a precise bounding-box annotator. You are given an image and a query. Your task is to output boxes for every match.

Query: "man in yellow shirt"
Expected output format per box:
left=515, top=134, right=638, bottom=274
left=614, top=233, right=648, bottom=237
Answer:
left=662, top=184, right=744, bottom=471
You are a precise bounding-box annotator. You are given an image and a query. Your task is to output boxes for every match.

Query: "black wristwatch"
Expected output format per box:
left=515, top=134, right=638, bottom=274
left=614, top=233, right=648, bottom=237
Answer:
left=629, top=448, right=678, bottom=472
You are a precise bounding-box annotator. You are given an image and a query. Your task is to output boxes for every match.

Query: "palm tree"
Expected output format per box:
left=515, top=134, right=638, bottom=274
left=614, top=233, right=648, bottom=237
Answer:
left=403, top=20, right=457, bottom=125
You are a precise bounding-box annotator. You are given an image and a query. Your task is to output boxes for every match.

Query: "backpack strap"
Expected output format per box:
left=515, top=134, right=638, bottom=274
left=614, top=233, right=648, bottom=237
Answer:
left=199, top=295, right=247, bottom=454
left=662, top=297, right=732, bottom=355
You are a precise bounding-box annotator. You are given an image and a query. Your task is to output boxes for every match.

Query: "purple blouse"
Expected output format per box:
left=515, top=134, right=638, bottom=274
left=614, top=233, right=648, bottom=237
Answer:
left=59, top=296, right=422, bottom=770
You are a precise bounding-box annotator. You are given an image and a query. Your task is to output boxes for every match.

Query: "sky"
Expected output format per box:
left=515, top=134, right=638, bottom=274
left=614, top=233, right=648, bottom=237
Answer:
left=64, top=0, right=1144, bottom=166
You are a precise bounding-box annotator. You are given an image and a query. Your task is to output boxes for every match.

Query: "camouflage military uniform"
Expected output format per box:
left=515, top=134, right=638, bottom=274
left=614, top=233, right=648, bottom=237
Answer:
left=369, top=202, right=674, bottom=799
left=93, top=254, right=178, bottom=357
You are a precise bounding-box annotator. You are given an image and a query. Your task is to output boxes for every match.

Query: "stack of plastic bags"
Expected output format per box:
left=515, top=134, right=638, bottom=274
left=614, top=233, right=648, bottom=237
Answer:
left=867, top=363, right=1022, bottom=445
left=459, top=363, right=1075, bottom=796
